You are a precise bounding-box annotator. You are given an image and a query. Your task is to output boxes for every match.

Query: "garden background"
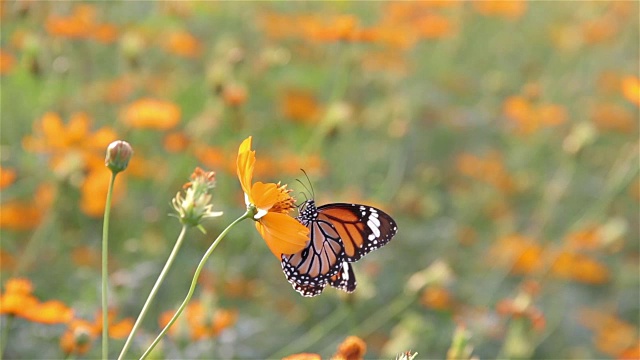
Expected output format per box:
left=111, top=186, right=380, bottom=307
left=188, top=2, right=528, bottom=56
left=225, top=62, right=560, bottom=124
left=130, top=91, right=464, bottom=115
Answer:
left=1, top=1, right=639, bottom=359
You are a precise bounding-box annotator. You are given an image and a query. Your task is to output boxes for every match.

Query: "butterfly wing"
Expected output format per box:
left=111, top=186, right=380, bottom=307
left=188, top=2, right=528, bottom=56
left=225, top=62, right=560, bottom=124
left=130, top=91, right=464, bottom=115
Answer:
left=317, top=203, right=398, bottom=262
left=281, top=210, right=345, bottom=295
left=328, top=261, right=356, bottom=293
left=290, top=281, right=326, bottom=297
left=281, top=200, right=397, bottom=297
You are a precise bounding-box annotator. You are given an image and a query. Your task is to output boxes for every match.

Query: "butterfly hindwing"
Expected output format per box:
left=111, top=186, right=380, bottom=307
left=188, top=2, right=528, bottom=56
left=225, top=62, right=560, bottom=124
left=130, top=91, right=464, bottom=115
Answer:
left=281, top=208, right=344, bottom=290
left=328, top=262, right=356, bottom=293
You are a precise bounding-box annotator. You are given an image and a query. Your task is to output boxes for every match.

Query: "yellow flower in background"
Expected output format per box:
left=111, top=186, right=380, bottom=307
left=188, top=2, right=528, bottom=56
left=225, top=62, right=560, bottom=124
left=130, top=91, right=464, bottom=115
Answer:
left=237, top=136, right=309, bottom=257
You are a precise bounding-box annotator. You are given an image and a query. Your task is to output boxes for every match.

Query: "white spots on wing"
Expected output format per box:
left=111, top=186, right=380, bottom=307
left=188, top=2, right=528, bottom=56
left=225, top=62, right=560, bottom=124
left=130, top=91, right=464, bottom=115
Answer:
left=369, top=213, right=381, bottom=227
left=341, top=262, right=349, bottom=281
left=367, top=219, right=381, bottom=238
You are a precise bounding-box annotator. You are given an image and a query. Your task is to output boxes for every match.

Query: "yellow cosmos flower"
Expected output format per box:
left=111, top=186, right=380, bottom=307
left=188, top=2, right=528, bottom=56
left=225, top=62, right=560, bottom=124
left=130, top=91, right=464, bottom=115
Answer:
left=237, top=136, right=309, bottom=258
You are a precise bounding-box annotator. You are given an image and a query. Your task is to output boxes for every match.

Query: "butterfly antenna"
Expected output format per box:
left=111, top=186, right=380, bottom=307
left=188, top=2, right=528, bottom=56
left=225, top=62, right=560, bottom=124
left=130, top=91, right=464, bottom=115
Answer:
left=296, top=179, right=312, bottom=202
left=300, top=169, right=315, bottom=199
left=295, top=191, right=309, bottom=206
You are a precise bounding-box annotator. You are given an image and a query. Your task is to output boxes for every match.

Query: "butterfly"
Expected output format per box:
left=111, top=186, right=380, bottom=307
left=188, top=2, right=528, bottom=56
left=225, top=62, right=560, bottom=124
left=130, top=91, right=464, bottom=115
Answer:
left=281, top=199, right=398, bottom=297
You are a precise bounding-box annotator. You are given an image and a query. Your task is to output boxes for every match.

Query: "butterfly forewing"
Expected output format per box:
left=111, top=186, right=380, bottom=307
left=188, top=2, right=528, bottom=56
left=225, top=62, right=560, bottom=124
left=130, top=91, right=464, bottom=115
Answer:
left=318, top=203, right=398, bottom=262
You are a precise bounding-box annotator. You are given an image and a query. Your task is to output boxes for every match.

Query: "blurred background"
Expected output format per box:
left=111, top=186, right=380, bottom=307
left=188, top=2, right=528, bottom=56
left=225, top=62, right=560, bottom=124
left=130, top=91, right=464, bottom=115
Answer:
left=1, top=1, right=638, bottom=359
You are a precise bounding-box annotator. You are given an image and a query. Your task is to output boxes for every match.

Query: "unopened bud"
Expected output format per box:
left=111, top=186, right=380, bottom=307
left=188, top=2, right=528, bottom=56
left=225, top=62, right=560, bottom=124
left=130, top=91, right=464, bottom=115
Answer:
left=105, top=140, right=133, bottom=174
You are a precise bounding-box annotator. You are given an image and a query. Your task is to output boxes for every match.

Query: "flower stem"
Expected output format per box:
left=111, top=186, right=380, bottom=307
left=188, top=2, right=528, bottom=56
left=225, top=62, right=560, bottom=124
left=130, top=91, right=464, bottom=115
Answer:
left=139, top=210, right=251, bottom=360
left=102, top=172, right=117, bottom=360
left=117, top=225, right=188, bottom=360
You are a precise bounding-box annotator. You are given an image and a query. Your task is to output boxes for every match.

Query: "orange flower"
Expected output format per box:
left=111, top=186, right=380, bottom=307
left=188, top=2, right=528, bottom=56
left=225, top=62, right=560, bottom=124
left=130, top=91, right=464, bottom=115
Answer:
left=619, top=342, right=640, bottom=360
left=0, top=49, right=16, bottom=75
left=237, top=136, right=309, bottom=257
left=550, top=250, right=610, bottom=284
left=456, top=152, right=516, bottom=193
left=163, top=131, right=190, bottom=153
left=21, top=300, right=74, bottom=324
left=60, top=318, right=97, bottom=356
left=420, top=285, right=454, bottom=311
left=45, top=4, right=118, bottom=43
left=281, top=89, right=322, bottom=124
left=0, top=166, right=17, bottom=189
left=222, top=83, right=248, bottom=107
left=162, top=30, right=201, bottom=58
left=121, top=98, right=181, bottom=130
left=0, top=249, right=16, bottom=271
left=578, top=308, right=638, bottom=357
left=582, top=17, right=617, bottom=45
left=0, top=278, right=38, bottom=317
left=60, top=310, right=133, bottom=355
left=621, top=76, right=640, bottom=107
left=72, top=246, right=101, bottom=269
left=414, top=14, right=456, bottom=39
left=159, top=301, right=237, bottom=341
left=489, top=234, right=543, bottom=275
left=46, top=5, right=96, bottom=39
left=108, top=317, right=134, bottom=338
left=0, top=184, right=54, bottom=230
left=22, top=112, right=118, bottom=173
left=503, top=96, right=567, bottom=135
left=473, top=0, right=527, bottom=20
left=333, top=336, right=367, bottom=360
left=195, top=145, right=230, bottom=171
left=80, top=168, right=125, bottom=218
left=591, top=102, right=636, bottom=133
left=0, top=278, right=73, bottom=324
left=283, top=353, right=322, bottom=360
left=91, top=23, right=118, bottom=43
left=565, top=226, right=602, bottom=250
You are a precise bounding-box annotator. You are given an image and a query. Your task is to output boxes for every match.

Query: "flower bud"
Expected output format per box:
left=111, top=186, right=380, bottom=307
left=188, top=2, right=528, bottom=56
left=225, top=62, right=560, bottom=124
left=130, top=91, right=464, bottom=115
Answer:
left=172, top=167, right=223, bottom=228
left=105, top=140, right=133, bottom=174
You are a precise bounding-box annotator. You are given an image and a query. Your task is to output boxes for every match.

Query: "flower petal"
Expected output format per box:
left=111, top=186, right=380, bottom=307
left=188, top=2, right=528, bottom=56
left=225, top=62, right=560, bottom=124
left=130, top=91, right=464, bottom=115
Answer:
left=251, top=181, right=279, bottom=212
left=256, top=212, right=309, bottom=258
left=236, top=136, right=255, bottom=199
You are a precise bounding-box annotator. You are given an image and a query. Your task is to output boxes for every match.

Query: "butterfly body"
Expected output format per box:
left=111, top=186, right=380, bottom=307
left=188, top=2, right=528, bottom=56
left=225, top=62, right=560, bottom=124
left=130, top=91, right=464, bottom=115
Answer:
left=281, top=200, right=398, bottom=297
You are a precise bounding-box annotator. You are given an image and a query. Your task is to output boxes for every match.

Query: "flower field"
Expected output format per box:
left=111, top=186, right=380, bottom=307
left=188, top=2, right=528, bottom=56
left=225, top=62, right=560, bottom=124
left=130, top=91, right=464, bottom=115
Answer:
left=1, top=1, right=638, bottom=359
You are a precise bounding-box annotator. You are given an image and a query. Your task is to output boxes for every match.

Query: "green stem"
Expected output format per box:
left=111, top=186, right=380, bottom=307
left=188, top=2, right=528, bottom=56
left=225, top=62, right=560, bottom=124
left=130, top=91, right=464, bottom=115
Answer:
left=139, top=211, right=251, bottom=360
left=117, top=225, right=189, bottom=360
left=102, top=172, right=117, bottom=360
